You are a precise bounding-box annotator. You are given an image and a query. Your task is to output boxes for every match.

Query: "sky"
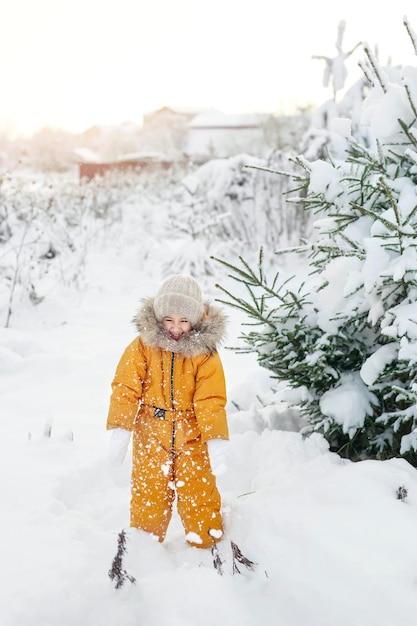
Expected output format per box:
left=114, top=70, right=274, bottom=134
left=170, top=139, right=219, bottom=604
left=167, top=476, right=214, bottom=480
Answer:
left=1, top=0, right=417, bottom=136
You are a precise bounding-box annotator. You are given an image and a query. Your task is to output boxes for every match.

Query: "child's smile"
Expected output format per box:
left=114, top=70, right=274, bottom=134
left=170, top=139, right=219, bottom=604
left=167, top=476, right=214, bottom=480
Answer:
left=162, top=315, right=192, bottom=340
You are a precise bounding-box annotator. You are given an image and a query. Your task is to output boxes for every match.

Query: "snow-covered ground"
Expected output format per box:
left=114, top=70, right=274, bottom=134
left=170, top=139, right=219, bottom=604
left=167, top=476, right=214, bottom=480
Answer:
left=2, top=208, right=417, bottom=626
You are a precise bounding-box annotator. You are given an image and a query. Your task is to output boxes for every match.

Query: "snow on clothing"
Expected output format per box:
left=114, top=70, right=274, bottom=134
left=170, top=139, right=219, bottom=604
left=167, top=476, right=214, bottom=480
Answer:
left=107, top=297, right=229, bottom=548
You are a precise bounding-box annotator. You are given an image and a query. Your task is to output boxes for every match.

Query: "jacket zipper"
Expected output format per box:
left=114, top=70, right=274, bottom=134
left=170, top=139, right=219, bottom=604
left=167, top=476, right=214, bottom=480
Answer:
left=170, top=353, right=176, bottom=455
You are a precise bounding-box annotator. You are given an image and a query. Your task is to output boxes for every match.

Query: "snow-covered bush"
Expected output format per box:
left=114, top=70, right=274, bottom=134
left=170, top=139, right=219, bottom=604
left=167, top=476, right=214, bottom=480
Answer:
left=0, top=169, right=168, bottom=326
left=1, top=160, right=221, bottom=326
left=177, top=151, right=310, bottom=254
left=155, top=150, right=311, bottom=280
left=215, top=22, right=417, bottom=464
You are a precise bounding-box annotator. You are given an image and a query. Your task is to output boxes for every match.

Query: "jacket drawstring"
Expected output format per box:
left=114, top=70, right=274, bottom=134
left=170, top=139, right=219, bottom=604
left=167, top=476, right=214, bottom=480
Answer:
left=170, top=353, right=176, bottom=456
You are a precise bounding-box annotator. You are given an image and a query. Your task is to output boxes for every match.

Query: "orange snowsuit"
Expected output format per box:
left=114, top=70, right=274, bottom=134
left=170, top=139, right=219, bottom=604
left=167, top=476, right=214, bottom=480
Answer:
left=107, top=298, right=229, bottom=548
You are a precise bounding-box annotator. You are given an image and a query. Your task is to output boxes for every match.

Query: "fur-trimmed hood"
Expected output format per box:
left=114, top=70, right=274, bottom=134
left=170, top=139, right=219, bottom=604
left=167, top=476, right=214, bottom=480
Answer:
left=134, top=297, right=227, bottom=358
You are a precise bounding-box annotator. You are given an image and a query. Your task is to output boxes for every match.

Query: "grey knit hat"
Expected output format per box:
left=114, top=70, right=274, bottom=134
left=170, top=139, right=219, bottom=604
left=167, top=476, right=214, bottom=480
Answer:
left=153, top=275, right=204, bottom=326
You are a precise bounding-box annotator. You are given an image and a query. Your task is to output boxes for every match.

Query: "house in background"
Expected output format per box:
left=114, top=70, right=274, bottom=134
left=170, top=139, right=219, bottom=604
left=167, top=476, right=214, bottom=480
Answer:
left=73, top=107, right=307, bottom=179
left=186, top=113, right=275, bottom=160
left=140, top=106, right=221, bottom=159
left=75, top=148, right=173, bottom=181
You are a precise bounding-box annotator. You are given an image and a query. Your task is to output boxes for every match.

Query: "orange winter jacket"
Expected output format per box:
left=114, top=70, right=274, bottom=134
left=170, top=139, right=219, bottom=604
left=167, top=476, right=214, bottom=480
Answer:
left=107, top=298, right=229, bottom=443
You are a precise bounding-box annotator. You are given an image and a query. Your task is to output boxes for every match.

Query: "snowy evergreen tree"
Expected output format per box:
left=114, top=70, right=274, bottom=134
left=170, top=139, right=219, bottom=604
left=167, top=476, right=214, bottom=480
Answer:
left=215, top=19, right=417, bottom=464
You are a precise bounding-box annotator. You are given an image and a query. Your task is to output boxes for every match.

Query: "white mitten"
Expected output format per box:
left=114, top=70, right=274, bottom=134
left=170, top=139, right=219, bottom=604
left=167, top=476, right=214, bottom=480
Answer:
left=108, top=428, right=131, bottom=467
left=207, top=438, right=230, bottom=476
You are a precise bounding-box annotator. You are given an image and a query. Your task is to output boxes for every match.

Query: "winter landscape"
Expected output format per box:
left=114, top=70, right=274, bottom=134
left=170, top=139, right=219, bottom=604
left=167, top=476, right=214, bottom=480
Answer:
left=2, top=16, right=417, bottom=626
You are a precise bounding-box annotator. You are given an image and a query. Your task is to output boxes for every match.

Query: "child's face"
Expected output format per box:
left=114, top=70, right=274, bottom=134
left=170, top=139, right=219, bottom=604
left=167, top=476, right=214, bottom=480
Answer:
left=162, top=315, right=192, bottom=340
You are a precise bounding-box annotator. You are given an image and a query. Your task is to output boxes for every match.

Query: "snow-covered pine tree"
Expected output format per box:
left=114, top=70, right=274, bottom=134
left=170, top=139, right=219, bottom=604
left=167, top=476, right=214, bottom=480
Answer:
left=214, top=19, right=417, bottom=464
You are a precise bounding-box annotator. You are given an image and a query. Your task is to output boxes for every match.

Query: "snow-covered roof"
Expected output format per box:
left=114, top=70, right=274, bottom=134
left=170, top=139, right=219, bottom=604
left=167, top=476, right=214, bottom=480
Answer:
left=149, top=106, right=221, bottom=117
left=188, top=113, right=273, bottom=129
left=73, top=147, right=101, bottom=163
left=115, top=151, right=169, bottom=162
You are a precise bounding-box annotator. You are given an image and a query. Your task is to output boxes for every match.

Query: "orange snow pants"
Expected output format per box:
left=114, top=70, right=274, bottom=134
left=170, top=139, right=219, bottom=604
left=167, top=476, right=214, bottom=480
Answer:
left=130, top=406, right=223, bottom=548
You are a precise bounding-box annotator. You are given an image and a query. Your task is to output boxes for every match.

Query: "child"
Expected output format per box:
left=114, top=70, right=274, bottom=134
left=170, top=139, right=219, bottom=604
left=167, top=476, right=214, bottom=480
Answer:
left=107, top=274, right=229, bottom=549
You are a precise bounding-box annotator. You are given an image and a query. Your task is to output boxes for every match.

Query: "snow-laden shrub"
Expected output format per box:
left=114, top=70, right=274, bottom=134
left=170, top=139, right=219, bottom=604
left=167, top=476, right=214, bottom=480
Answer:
left=215, top=22, right=417, bottom=464
left=0, top=169, right=170, bottom=326
left=151, top=151, right=311, bottom=280
left=177, top=151, right=311, bottom=253
left=1, top=159, right=219, bottom=326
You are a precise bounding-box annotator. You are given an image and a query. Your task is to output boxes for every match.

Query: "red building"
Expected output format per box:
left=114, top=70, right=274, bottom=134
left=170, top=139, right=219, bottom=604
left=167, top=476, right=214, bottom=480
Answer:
left=78, top=154, right=173, bottom=181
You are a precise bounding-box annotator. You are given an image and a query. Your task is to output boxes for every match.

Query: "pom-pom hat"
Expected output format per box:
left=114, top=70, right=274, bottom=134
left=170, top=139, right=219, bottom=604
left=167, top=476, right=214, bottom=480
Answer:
left=153, top=275, right=204, bottom=327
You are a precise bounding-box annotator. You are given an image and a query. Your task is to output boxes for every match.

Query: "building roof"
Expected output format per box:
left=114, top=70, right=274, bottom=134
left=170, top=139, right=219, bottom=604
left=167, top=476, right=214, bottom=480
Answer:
left=73, top=147, right=102, bottom=163
left=145, top=106, right=222, bottom=118
left=188, top=113, right=273, bottom=129
left=115, top=151, right=168, bottom=162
